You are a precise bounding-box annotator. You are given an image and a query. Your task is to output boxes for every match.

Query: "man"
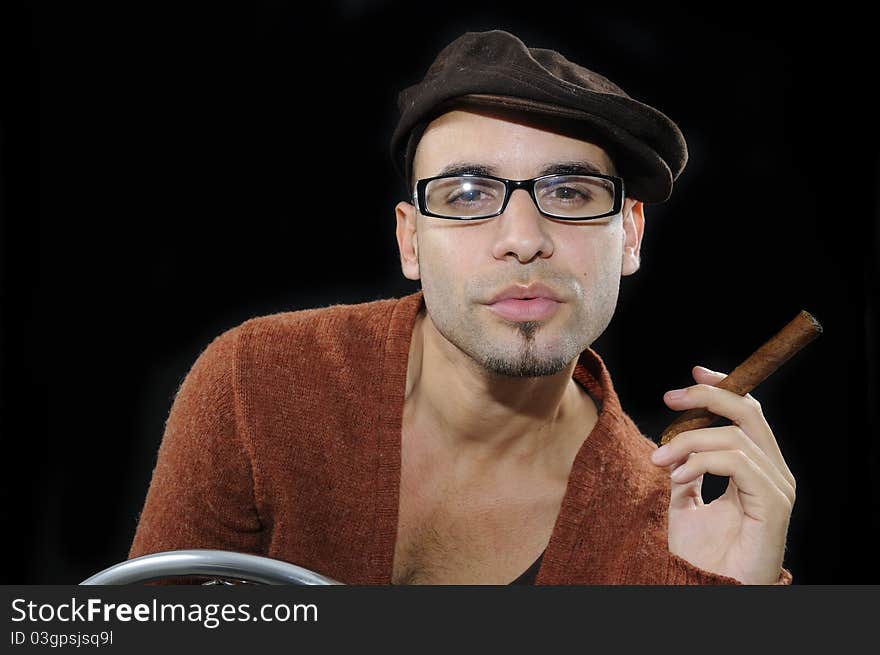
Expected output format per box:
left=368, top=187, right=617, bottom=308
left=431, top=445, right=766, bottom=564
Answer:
left=129, top=30, right=795, bottom=584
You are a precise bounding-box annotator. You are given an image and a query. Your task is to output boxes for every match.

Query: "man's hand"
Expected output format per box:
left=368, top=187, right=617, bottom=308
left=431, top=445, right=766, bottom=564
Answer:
left=649, top=365, right=796, bottom=584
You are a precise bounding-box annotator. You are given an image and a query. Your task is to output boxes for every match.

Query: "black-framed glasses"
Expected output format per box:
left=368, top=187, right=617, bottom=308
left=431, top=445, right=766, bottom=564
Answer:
left=414, top=173, right=624, bottom=221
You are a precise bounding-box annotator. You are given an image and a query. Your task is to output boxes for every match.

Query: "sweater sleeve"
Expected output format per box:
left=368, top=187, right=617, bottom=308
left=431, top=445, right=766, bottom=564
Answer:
left=128, top=326, right=265, bottom=562
left=664, top=552, right=793, bottom=585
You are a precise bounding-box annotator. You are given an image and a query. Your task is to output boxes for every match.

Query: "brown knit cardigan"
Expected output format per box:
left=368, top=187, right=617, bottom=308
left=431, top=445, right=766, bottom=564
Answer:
left=129, top=291, right=792, bottom=585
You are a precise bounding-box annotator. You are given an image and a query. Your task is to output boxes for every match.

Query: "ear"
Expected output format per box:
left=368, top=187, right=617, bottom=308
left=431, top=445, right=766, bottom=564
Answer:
left=621, top=198, right=645, bottom=277
left=395, top=201, right=420, bottom=280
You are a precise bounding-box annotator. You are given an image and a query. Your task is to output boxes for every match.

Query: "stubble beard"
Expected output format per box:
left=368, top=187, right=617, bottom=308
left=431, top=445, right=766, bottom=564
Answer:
left=479, top=319, right=574, bottom=377
left=428, top=300, right=583, bottom=378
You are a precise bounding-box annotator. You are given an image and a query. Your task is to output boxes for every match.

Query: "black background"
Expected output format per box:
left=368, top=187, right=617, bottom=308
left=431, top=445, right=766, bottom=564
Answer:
left=2, top=1, right=877, bottom=584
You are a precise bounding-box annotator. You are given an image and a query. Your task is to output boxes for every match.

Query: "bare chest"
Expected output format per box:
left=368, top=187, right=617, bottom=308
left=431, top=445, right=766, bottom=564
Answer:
left=391, top=453, right=564, bottom=585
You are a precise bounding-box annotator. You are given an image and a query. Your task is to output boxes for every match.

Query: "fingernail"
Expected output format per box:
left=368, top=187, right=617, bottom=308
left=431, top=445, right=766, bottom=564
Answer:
left=665, top=389, right=685, bottom=400
left=671, top=464, right=687, bottom=480
left=651, top=445, right=669, bottom=462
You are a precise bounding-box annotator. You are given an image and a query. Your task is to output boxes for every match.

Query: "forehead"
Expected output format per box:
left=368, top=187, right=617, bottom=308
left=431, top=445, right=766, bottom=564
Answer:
left=414, top=108, right=615, bottom=178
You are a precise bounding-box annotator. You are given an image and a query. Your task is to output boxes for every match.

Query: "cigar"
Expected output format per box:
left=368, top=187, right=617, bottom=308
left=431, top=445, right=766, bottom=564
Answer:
left=658, top=310, right=823, bottom=446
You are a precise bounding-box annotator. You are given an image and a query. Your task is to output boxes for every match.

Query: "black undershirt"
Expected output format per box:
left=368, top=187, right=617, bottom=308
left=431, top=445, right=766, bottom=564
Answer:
left=389, top=549, right=546, bottom=585
left=509, top=549, right=545, bottom=585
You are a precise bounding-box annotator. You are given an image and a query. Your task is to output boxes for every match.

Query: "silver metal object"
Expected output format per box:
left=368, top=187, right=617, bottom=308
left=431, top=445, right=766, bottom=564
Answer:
left=80, top=549, right=343, bottom=585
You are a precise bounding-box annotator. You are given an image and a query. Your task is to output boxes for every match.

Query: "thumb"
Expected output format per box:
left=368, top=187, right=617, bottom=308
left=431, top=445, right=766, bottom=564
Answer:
left=669, top=459, right=703, bottom=510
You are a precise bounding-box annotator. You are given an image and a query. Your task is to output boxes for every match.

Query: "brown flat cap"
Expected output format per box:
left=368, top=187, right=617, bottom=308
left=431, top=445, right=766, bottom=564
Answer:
left=390, top=30, right=688, bottom=204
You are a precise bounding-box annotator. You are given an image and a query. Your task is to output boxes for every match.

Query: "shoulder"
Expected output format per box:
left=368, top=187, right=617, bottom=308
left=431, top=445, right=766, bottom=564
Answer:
left=188, top=293, right=422, bottom=405
left=231, top=294, right=409, bottom=367
left=237, top=295, right=403, bottom=345
left=178, top=294, right=411, bottom=393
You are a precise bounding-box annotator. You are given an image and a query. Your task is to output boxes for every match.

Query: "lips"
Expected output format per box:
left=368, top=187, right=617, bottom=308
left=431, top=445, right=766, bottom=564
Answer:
left=485, top=283, right=563, bottom=322
left=487, top=283, right=562, bottom=304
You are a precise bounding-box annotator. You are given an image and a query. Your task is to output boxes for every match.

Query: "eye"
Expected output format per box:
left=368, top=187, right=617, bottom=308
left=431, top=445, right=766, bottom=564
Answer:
left=449, top=187, right=491, bottom=203
left=547, top=185, right=591, bottom=201
left=441, top=179, right=499, bottom=206
left=423, top=176, right=505, bottom=218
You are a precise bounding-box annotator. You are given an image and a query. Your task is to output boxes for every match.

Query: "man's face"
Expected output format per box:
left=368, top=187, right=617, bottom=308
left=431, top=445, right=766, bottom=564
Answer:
left=396, top=108, right=644, bottom=378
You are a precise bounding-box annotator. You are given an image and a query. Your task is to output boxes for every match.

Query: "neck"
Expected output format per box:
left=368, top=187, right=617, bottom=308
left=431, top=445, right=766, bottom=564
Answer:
left=403, top=307, right=598, bottom=475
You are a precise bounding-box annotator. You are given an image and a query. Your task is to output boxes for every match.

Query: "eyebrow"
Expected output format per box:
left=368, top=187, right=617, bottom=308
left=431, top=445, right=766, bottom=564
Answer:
left=437, top=160, right=609, bottom=177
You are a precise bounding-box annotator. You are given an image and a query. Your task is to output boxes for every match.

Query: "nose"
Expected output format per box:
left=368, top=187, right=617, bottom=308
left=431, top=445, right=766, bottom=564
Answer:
left=490, top=188, right=555, bottom=264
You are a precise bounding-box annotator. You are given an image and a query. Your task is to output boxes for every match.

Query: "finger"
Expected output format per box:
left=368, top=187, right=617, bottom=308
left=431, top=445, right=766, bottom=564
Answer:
left=663, top=372, right=795, bottom=489
left=670, top=450, right=793, bottom=522
left=691, top=365, right=763, bottom=410
left=692, top=365, right=726, bottom=386
left=651, top=425, right=795, bottom=505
